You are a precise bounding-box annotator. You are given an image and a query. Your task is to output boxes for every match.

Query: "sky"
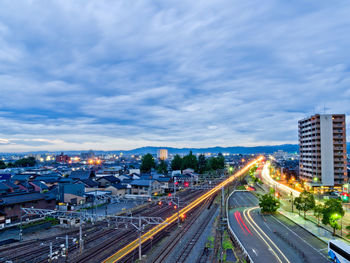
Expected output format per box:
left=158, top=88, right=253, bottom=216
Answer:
left=0, top=0, right=350, bottom=152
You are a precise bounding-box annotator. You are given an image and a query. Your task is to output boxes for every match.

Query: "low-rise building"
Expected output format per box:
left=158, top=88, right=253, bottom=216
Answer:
left=0, top=192, right=56, bottom=224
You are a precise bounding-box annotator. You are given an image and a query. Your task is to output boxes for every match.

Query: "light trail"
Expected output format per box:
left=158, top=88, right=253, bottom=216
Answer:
left=243, top=207, right=290, bottom=263
left=261, top=162, right=300, bottom=197
left=235, top=211, right=247, bottom=235
left=102, top=157, right=263, bottom=263
left=237, top=211, right=252, bottom=235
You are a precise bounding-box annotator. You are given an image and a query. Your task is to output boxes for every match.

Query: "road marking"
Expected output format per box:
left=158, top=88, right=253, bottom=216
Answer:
left=245, top=207, right=291, bottom=263
left=252, top=248, right=258, bottom=256
left=263, top=220, right=272, bottom=232
left=269, top=215, right=329, bottom=260
left=242, top=208, right=284, bottom=263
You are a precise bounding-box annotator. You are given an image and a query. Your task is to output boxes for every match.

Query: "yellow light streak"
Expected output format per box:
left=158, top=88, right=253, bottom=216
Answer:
left=242, top=208, right=283, bottom=263
left=244, top=207, right=290, bottom=263
left=102, top=157, right=263, bottom=263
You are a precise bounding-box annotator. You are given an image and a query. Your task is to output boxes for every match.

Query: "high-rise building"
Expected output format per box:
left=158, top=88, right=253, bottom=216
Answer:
left=157, top=149, right=168, bottom=160
left=298, top=114, right=347, bottom=187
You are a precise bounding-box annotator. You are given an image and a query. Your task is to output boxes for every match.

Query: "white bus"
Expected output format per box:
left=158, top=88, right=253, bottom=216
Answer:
left=328, top=240, right=350, bottom=263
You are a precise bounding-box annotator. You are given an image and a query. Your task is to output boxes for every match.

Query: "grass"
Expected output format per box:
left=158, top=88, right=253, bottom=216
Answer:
left=20, top=217, right=59, bottom=229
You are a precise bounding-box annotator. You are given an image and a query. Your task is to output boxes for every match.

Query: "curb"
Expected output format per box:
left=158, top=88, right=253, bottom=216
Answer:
left=226, top=190, right=254, bottom=263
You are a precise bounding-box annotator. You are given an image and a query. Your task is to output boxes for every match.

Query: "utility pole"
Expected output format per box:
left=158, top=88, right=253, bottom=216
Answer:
left=79, top=221, right=83, bottom=252
left=138, top=217, right=142, bottom=261
left=19, top=205, right=23, bottom=242
left=49, top=242, right=53, bottom=263
left=220, top=186, right=225, bottom=262
left=66, top=234, right=69, bottom=261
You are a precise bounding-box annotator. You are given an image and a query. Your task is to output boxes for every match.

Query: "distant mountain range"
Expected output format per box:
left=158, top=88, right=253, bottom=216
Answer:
left=2, top=143, right=350, bottom=155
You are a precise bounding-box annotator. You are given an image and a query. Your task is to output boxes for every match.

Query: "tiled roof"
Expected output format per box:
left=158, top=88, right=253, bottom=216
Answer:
left=0, top=193, right=55, bottom=205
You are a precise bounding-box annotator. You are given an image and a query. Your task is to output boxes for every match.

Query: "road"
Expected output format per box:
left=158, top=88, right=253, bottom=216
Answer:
left=227, top=191, right=330, bottom=263
left=102, top=157, right=262, bottom=263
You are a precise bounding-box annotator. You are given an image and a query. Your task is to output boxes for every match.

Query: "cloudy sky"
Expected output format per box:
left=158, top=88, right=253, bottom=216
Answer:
left=0, top=0, right=349, bottom=152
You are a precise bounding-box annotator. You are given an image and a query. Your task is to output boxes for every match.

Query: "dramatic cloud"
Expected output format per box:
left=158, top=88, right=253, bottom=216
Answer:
left=0, top=0, right=349, bottom=152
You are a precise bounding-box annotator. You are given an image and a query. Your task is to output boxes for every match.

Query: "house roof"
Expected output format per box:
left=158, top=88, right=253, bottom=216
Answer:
left=0, top=174, right=11, bottom=181
left=35, top=176, right=60, bottom=183
left=80, top=179, right=99, bottom=187
left=0, top=182, right=11, bottom=191
left=0, top=192, right=55, bottom=205
left=156, top=177, right=171, bottom=182
left=70, top=170, right=91, bottom=180
left=12, top=174, right=32, bottom=181
left=3, top=181, right=20, bottom=189
left=109, top=183, right=128, bottom=189
left=97, top=176, right=119, bottom=183
left=30, top=181, right=49, bottom=190
left=130, top=179, right=154, bottom=187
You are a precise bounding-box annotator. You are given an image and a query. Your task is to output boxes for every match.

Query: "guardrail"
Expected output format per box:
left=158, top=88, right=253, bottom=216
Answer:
left=226, top=190, right=254, bottom=263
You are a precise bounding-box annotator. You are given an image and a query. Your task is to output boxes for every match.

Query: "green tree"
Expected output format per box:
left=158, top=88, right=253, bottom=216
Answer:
left=197, top=154, right=207, bottom=174
left=140, top=153, right=156, bottom=173
left=259, top=193, right=280, bottom=213
left=209, top=157, right=219, bottom=170
left=313, top=204, right=323, bottom=226
left=0, top=160, right=6, bottom=169
left=294, top=196, right=303, bottom=216
left=293, top=191, right=315, bottom=218
left=14, top=157, right=36, bottom=167
left=181, top=151, right=198, bottom=170
left=171, top=154, right=182, bottom=171
left=322, top=198, right=344, bottom=236
left=216, top=153, right=225, bottom=169
left=157, top=160, right=168, bottom=175
left=6, top=162, right=15, bottom=168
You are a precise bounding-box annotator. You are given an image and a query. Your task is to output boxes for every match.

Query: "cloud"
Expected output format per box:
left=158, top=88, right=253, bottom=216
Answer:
left=0, top=0, right=349, bottom=152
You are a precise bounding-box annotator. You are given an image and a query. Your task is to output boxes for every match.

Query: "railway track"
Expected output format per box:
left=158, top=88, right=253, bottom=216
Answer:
left=149, top=196, right=217, bottom=263
left=0, top=189, right=208, bottom=263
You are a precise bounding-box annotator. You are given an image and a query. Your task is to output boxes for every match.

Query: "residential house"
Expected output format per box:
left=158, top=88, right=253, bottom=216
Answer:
left=129, top=179, right=162, bottom=195
left=105, top=183, right=129, bottom=196
left=0, top=192, right=56, bottom=224
left=70, top=170, right=91, bottom=181
left=96, top=176, right=120, bottom=187
left=0, top=183, right=11, bottom=195
left=58, top=183, right=85, bottom=205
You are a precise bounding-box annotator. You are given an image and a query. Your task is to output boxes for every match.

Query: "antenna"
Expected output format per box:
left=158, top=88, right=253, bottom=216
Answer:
left=323, top=103, right=326, bottom=114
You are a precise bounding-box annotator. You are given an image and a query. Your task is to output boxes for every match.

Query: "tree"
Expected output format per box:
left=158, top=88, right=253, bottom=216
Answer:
left=322, top=198, right=344, bottom=236
left=294, top=196, right=303, bottom=216
left=293, top=191, right=315, bottom=218
left=181, top=151, right=198, bottom=170
left=209, top=157, right=219, bottom=170
left=216, top=153, right=225, bottom=169
left=171, top=154, right=182, bottom=171
left=0, top=160, right=6, bottom=169
left=157, top=160, right=168, bottom=175
left=197, top=154, right=207, bottom=174
left=140, top=153, right=156, bottom=173
left=259, top=193, right=280, bottom=213
left=14, top=157, right=36, bottom=167
left=313, top=204, right=323, bottom=226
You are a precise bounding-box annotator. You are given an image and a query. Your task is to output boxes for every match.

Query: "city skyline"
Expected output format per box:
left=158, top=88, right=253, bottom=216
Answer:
left=0, top=1, right=350, bottom=152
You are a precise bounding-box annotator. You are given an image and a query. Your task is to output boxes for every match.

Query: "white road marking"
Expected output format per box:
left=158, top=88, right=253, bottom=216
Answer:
left=269, top=215, right=329, bottom=260
left=252, top=248, right=258, bottom=256
left=264, top=221, right=272, bottom=232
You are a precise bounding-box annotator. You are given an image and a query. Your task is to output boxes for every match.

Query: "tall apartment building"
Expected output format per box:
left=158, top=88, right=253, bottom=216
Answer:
left=157, top=149, right=168, bottom=160
left=299, top=114, right=347, bottom=187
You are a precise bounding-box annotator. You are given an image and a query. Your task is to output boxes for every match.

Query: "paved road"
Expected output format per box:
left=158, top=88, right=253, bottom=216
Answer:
left=227, top=191, right=330, bottom=263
